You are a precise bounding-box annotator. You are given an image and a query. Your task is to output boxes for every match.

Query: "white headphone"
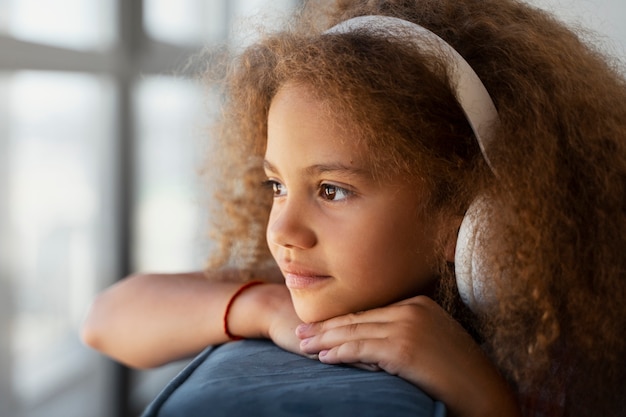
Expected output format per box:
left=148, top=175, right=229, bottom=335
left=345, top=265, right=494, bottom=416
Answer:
left=327, top=16, right=500, bottom=312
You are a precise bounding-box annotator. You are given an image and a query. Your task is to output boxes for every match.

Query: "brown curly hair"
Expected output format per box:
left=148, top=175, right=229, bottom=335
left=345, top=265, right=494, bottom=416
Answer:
left=201, top=0, right=626, bottom=415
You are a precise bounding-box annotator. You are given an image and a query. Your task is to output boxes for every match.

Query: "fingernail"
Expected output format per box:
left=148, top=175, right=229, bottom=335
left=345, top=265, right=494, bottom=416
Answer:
left=318, top=350, right=328, bottom=358
left=296, top=323, right=311, bottom=336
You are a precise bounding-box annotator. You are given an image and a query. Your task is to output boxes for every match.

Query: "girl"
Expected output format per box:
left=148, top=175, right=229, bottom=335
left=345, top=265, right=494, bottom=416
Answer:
left=82, top=0, right=626, bottom=416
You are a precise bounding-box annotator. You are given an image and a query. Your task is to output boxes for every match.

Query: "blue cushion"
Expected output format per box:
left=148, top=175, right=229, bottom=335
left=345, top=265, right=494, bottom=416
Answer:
left=142, top=339, right=447, bottom=417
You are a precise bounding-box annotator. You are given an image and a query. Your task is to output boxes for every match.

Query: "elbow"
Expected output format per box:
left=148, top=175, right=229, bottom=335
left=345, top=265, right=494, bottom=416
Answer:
left=80, top=323, right=100, bottom=351
left=80, top=296, right=109, bottom=352
left=80, top=298, right=166, bottom=370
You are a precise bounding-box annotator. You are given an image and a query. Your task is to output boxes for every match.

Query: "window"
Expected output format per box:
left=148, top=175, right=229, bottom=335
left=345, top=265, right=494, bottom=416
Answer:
left=1, top=0, right=116, bottom=50
left=133, top=76, right=209, bottom=272
left=0, top=1, right=300, bottom=417
left=143, top=0, right=226, bottom=45
left=5, top=70, right=116, bottom=415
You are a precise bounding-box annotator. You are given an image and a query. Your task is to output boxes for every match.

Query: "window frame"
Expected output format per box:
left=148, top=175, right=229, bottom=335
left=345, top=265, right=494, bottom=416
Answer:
left=0, top=1, right=221, bottom=416
left=0, top=1, right=301, bottom=415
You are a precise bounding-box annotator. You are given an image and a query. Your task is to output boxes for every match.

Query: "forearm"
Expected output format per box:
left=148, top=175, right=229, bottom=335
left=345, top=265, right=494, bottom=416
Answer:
left=443, top=352, right=522, bottom=417
left=81, top=271, right=288, bottom=368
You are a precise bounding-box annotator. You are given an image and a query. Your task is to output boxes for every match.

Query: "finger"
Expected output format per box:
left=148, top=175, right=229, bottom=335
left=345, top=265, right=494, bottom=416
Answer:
left=295, top=322, right=318, bottom=338
left=321, top=338, right=426, bottom=381
left=317, top=339, right=391, bottom=370
left=391, top=294, right=436, bottom=307
left=350, top=362, right=382, bottom=372
left=296, top=306, right=401, bottom=338
left=299, top=321, right=389, bottom=354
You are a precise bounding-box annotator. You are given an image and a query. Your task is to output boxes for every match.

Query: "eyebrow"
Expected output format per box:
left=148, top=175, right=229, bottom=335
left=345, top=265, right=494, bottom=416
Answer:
left=263, top=160, right=371, bottom=178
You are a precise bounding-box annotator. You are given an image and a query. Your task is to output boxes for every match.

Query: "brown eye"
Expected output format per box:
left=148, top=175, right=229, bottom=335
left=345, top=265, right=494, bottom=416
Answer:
left=320, top=184, right=350, bottom=201
left=263, top=180, right=286, bottom=197
left=323, top=185, right=337, bottom=200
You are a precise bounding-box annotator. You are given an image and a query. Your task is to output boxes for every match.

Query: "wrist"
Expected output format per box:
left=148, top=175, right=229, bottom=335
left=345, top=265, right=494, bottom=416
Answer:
left=224, top=281, right=265, bottom=340
left=256, top=284, right=292, bottom=339
left=453, top=367, right=521, bottom=417
left=226, top=282, right=290, bottom=340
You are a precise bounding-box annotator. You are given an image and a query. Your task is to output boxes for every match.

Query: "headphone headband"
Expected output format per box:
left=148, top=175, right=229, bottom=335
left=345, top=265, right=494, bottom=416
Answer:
left=325, top=15, right=499, bottom=172
left=326, top=16, right=501, bottom=312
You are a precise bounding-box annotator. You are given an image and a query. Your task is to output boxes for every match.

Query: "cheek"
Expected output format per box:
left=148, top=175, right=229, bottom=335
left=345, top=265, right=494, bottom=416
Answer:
left=265, top=228, right=279, bottom=264
left=342, top=218, right=437, bottom=287
left=265, top=207, right=278, bottom=245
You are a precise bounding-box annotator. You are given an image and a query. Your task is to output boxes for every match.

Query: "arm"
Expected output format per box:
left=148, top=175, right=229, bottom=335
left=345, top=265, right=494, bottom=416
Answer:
left=297, top=296, right=521, bottom=417
left=81, top=271, right=302, bottom=369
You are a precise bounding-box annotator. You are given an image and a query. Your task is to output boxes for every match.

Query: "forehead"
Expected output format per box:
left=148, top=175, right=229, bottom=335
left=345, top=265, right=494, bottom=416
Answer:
left=266, top=82, right=432, bottom=199
left=269, top=83, right=343, bottom=132
left=266, top=84, right=368, bottom=162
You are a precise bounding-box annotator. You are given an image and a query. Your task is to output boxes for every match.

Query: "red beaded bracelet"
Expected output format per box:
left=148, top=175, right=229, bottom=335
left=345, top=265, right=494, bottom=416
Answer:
left=223, top=280, right=265, bottom=341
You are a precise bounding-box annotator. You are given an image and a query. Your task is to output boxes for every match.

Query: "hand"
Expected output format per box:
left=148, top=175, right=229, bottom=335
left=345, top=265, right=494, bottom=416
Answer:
left=250, top=284, right=313, bottom=358
left=296, top=295, right=521, bottom=417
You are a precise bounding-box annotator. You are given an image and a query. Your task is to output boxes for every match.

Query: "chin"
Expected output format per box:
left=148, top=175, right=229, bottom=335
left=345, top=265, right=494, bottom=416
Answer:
left=292, top=299, right=346, bottom=324
left=294, top=306, right=325, bottom=324
left=293, top=300, right=337, bottom=323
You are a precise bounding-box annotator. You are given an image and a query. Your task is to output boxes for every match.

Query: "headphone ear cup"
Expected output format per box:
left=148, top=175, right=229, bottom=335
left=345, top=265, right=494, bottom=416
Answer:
left=454, top=197, right=493, bottom=312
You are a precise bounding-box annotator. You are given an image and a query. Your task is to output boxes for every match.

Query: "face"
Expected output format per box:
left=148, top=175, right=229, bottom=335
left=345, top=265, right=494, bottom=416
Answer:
left=265, top=84, right=441, bottom=323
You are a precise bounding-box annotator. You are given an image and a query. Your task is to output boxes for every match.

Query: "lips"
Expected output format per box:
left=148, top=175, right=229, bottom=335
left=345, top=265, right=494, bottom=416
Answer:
left=280, top=265, right=331, bottom=290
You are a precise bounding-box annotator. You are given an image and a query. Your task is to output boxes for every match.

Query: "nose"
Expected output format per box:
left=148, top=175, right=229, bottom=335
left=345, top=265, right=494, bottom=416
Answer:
left=266, top=198, right=317, bottom=250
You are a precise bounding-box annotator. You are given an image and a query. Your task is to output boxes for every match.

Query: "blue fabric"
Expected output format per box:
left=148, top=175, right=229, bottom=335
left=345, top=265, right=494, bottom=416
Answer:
left=142, top=339, right=447, bottom=417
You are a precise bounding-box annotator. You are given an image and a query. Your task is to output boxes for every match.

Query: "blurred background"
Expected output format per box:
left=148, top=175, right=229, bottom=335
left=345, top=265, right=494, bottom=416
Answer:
left=0, top=1, right=624, bottom=416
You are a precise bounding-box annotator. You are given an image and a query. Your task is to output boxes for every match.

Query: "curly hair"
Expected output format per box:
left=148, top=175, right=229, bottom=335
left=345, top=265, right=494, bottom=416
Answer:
left=201, top=0, right=626, bottom=415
